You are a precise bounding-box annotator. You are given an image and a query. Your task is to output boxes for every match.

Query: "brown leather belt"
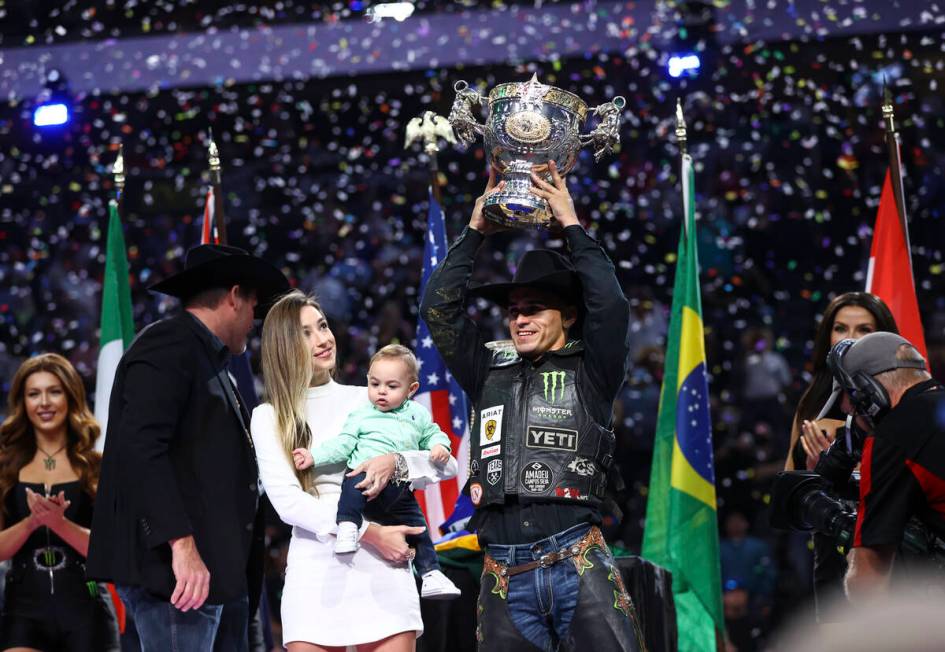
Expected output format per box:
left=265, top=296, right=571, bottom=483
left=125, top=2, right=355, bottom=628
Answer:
left=497, top=526, right=605, bottom=577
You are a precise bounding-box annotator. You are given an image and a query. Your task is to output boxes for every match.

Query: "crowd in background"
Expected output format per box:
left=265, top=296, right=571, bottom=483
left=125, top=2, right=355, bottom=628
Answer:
left=2, top=23, right=945, bottom=650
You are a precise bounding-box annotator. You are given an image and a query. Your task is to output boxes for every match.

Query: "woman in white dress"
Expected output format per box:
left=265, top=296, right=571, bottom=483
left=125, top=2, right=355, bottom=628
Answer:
left=251, top=290, right=457, bottom=651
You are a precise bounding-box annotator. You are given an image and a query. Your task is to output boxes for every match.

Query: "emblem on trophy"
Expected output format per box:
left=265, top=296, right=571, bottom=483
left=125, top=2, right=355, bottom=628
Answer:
left=449, top=74, right=625, bottom=228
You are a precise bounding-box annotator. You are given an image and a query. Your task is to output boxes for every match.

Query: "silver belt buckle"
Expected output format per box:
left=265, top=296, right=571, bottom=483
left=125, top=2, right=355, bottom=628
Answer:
left=32, top=546, right=67, bottom=572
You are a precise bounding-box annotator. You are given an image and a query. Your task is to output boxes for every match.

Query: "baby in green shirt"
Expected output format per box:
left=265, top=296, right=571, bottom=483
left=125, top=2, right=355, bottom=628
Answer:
left=293, top=344, right=460, bottom=599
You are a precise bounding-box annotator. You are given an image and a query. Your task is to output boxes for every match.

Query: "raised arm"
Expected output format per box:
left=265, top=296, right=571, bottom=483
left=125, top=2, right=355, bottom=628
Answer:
left=251, top=406, right=351, bottom=541
left=531, top=162, right=631, bottom=402
left=565, top=223, right=631, bottom=399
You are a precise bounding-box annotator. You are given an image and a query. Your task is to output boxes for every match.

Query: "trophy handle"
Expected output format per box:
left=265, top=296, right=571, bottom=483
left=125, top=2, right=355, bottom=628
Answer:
left=448, top=80, right=486, bottom=148
left=579, top=96, right=626, bottom=162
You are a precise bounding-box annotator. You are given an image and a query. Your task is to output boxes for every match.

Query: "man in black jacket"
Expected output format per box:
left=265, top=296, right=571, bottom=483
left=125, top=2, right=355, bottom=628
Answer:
left=87, top=244, right=288, bottom=651
left=420, top=164, right=643, bottom=651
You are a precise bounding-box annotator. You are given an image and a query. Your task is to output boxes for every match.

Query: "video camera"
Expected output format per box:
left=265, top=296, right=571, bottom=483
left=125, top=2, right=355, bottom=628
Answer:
left=771, top=431, right=945, bottom=561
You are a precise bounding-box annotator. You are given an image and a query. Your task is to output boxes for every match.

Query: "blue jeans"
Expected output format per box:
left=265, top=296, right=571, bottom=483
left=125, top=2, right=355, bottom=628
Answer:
left=116, top=585, right=249, bottom=652
left=338, top=471, right=440, bottom=576
left=479, top=523, right=643, bottom=652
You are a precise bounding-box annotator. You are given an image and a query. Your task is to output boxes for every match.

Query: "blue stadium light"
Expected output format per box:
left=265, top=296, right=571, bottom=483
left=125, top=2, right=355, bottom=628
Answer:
left=33, top=102, right=70, bottom=127
left=667, top=53, right=701, bottom=79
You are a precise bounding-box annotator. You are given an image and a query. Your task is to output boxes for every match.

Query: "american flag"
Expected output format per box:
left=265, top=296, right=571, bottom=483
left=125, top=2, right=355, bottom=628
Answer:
left=200, top=186, right=257, bottom=410
left=413, top=191, right=471, bottom=538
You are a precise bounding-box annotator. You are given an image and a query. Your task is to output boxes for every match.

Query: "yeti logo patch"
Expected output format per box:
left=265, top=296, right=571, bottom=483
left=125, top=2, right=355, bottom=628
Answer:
left=526, top=426, right=578, bottom=452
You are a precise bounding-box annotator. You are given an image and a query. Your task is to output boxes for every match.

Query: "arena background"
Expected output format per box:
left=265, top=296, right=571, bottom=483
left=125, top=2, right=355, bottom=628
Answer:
left=1, top=1, right=943, bottom=648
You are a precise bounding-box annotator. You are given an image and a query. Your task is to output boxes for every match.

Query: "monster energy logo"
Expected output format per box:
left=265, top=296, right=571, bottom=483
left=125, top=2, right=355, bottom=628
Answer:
left=540, top=371, right=566, bottom=403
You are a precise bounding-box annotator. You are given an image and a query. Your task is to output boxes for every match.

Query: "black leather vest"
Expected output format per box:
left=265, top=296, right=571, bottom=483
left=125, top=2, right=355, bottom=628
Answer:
left=467, top=342, right=615, bottom=508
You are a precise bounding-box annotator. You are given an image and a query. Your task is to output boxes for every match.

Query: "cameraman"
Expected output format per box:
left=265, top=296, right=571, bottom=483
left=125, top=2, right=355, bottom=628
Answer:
left=827, top=331, right=943, bottom=602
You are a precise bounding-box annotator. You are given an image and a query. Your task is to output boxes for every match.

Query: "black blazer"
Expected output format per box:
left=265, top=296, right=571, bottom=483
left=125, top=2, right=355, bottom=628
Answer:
left=87, top=312, right=264, bottom=608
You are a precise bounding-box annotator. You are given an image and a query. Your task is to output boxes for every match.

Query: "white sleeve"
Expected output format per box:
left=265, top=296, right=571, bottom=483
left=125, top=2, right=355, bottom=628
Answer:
left=251, top=405, right=361, bottom=542
left=401, top=450, right=458, bottom=490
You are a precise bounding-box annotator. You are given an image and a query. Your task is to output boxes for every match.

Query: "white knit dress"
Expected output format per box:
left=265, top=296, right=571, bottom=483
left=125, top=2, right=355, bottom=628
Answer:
left=250, top=380, right=456, bottom=647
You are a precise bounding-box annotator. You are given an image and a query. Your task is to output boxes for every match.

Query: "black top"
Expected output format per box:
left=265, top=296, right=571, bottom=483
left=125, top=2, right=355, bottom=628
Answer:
left=6, top=480, right=91, bottom=564
left=854, top=379, right=945, bottom=547
left=87, top=311, right=264, bottom=608
left=421, top=225, right=631, bottom=544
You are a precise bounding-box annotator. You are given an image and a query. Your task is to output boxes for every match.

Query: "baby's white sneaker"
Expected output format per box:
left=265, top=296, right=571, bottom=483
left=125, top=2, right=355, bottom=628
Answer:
left=420, top=569, right=461, bottom=600
left=334, top=521, right=360, bottom=554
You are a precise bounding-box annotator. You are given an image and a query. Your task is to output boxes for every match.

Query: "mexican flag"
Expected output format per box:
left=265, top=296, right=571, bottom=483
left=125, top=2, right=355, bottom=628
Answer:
left=93, top=199, right=135, bottom=449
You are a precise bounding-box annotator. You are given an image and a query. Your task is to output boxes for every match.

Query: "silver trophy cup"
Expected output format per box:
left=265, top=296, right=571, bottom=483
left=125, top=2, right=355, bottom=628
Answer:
left=449, top=74, right=624, bottom=228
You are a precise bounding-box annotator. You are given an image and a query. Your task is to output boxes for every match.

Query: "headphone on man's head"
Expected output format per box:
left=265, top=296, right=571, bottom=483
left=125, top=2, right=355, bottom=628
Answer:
left=826, top=338, right=892, bottom=424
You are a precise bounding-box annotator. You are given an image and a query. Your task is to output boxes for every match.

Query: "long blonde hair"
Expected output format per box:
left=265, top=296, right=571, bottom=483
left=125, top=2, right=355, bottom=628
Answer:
left=261, top=290, right=325, bottom=493
left=0, top=353, right=103, bottom=514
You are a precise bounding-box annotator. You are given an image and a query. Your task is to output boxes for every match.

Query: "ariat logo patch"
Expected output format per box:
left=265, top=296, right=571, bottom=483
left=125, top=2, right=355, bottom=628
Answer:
left=540, top=370, right=567, bottom=403
left=487, top=459, right=502, bottom=486
left=479, top=406, right=504, bottom=445
left=520, top=461, right=554, bottom=493
left=526, top=426, right=578, bottom=452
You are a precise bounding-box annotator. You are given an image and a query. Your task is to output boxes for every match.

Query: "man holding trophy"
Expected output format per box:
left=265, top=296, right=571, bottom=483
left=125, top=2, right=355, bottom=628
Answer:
left=420, top=77, right=642, bottom=651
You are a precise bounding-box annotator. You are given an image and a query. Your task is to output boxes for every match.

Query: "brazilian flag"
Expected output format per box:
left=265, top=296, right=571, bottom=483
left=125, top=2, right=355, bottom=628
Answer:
left=641, top=153, right=724, bottom=651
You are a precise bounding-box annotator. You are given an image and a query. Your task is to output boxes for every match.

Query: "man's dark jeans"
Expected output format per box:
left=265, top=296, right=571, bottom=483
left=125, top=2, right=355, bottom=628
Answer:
left=338, top=471, right=440, bottom=575
left=116, top=584, right=249, bottom=652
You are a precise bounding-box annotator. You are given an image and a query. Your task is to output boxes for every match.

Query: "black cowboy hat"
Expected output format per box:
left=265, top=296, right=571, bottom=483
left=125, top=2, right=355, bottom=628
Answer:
left=148, top=244, right=290, bottom=318
left=469, top=249, right=582, bottom=308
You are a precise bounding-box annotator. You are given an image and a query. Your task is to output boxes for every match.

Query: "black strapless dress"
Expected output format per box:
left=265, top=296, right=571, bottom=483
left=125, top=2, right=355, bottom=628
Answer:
left=0, top=481, right=119, bottom=651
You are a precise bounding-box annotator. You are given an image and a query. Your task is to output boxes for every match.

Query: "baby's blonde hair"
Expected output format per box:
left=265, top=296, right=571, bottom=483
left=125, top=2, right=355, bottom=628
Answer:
left=370, top=344, right=419, bottom=382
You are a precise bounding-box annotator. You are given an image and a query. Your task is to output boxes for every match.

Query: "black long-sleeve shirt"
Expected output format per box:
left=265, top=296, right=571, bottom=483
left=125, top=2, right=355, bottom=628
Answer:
left=420, top=225, right=631, bottom=544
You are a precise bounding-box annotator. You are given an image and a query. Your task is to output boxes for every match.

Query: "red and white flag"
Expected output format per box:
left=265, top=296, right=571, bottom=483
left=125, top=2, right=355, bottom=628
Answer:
left=201, top=187, right=219, bottom=245
left=865, top=170, right=927, bottom=358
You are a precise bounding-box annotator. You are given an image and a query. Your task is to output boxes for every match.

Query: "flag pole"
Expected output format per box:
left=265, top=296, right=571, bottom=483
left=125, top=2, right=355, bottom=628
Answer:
left=676, top=98, right=689, bottom=240
left=208, top=128, right=228, bottom=244
left=113, top=144, right=125, bottom=215
left=881, top=81, right=910, bottom=252
left=424, top=128, right=444, bottom=206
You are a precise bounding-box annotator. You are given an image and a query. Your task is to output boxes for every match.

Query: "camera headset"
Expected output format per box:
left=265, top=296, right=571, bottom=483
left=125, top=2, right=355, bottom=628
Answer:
left=825, top=334, right=927, bottom=427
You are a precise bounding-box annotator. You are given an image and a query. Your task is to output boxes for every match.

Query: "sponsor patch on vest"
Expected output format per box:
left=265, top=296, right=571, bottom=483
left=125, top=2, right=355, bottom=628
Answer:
left=555, top=486, right=586, bottom=499
left=481, top=444, right=501, bottom=459
left=487, top=459, right=502, bottom=486
left=479, top=406, right=504, bottom=445
left=539, top=370, right=569, bottom=403
left=530, top=405, right=574, bottom=421
left=566, top=457, right=596, bottom=477
left=520, top=461, right=554, bottom=493
left=526, top=425, right=578, bottom=452
left=470, top=482, right=483, bottom=506
left=470, top=459, right=480, bottom=476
